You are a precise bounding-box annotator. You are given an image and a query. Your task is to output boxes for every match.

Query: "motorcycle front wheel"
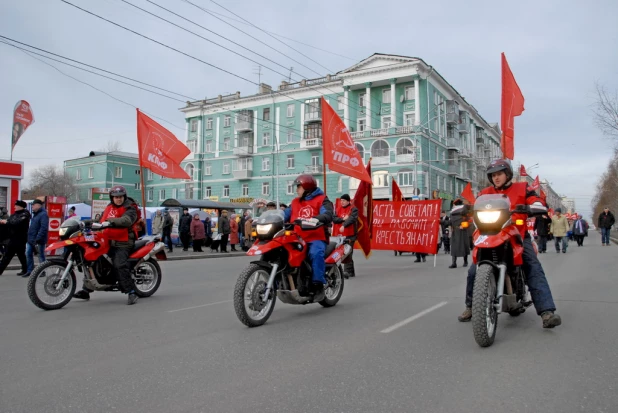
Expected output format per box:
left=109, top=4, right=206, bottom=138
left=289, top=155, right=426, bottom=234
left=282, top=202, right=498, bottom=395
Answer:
left=27, top=261, right=76, bottom=311
left=319, top=264, right=344, bottom=308
left=471, top=263, right=498, bottom=347
left=233, top=264, right=276, bottom=327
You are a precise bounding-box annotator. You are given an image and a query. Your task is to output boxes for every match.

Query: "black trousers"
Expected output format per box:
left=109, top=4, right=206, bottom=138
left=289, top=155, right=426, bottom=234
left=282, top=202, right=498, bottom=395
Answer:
left=0, top=243, right=27, bottom=275
left=192, top=239, right=203, bottom=252
left=180, top=232, right=191, bottom=250
left=109, top=247, right=134, bottom=293
left=537, top=235, right=548, bottom=252
left=220, top=234, right=229, bottom=252
left=574, top=235, right=585, bottom=246
left=162, top=231, right=173, bottom=251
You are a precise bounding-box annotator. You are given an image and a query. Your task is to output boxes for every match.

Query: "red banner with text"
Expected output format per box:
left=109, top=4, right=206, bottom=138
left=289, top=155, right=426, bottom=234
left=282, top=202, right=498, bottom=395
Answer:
left=371, top=200, right=442, bottom=254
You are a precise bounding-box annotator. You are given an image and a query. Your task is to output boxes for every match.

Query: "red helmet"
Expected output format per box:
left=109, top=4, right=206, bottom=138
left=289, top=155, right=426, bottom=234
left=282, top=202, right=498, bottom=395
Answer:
left=486, top=159, right=513, bottom=185
left=109, top=185, right=127, bottom=201
left=293, top=174, right=317, bottom=192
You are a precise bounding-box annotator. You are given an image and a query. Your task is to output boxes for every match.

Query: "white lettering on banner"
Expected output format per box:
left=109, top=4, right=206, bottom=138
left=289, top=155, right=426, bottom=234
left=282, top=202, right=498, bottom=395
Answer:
left=332, top=151, right=360, bottom=167
left=374, top=229, right=431, bottom=246
left=147, top=153, right=168, bottom=170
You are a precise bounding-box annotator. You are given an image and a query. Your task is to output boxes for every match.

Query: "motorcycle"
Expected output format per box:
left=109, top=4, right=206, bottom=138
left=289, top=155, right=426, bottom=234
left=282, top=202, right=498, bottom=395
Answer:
left=469, top=194, right=545, bottom=347
left=233, top=210, right=350, bottom=327
left=27, top=219, right=166, bottom=310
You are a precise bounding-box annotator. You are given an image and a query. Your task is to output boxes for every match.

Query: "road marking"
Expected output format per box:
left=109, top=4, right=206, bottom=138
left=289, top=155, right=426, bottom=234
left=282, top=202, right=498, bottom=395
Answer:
left=167, top=300, right=232, bottom=313
left=380, top=301, right=448, bottom=333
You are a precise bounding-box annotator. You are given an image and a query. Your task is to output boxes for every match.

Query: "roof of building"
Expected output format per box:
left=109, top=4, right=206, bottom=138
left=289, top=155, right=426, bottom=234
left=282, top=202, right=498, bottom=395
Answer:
left=65, top=151, right=139, bottom=163
left=160, top=198, right=251, bottom=210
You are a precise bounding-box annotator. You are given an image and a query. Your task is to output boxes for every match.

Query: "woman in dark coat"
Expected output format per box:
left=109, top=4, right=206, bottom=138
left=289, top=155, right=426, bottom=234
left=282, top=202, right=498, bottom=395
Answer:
left=449, top=199, right=470, bottom=269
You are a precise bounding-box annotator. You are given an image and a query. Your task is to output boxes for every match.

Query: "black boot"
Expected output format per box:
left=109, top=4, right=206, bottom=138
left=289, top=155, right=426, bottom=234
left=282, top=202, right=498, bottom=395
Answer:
left=73, top=289, right=91, bottom=300
left=449, top=257, right=457, bottom=269
left=422, top=255, right=426, bottom=262
left=463, top=256, right=468, bottom=267
left=127, top=291, right=138, bottom=305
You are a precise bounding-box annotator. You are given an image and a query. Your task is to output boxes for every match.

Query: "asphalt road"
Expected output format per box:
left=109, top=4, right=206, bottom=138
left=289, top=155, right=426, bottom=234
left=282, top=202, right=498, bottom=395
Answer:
left=1, top=232, right=616, bottom=413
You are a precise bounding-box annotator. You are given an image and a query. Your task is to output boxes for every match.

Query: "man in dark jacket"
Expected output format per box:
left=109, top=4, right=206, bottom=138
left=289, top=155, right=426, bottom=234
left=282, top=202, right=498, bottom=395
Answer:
left=0, top=207, right=9, bottom=258
left=449, top=199, right=471, bottom=268
left=534, top=213, right=552, bottom=253
left=333, top=194, right=358, bottom=277
left=597, top=207, right=615, bottom=246
left=178, top=207, right=192, bottom=251
left=0, top=200, right=31, bottom=276
left=218, top=210, right=231, bottom=253
left=162, top=209, right=174, bottom=252
left=572, top=214, right=589, bottom=247
left=26, top=199, right=49, bottom=276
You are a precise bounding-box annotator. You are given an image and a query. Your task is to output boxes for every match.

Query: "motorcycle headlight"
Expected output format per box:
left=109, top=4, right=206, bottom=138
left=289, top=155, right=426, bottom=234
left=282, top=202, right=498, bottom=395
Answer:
left=476, top=210, right=502, bottom=224
left=256, top=224, right=273, bottom=235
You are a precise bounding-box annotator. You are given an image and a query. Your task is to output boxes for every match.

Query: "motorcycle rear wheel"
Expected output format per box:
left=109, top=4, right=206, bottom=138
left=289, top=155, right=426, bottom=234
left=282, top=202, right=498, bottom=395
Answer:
left=233, top=264, right=276, bottom=327
left=133, top=258, right=162, bottom=297
left=471, top=263, right=498, bottom=347
left=27, top=261, right=76, bottom=311
left=319, top=264, right=344, bottom=308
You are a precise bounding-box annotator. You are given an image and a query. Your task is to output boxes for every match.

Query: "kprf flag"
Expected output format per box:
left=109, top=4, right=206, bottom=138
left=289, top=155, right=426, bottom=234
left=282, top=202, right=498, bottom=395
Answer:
left=519, top=164, right=528, bottom=177
left=12, top=100, right=35, bottom=151
left=137, top=109, right=191, bottom=179
left=321, top=97, right=372, bottom=184
left=540, top=189, right=547, bottom=203
left=461, top=182, right=476, bottom=204
left=352, top=161, right=373, bottom=258
left=500, top=53, right=525, bottom=160
left=528, top=175, right=540, bottom=192
left=392, top=177, right=403, bottom=202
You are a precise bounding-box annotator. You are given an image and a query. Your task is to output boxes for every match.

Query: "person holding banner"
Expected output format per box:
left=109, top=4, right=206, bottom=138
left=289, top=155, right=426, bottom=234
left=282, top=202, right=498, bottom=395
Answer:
left=333, top=194, right=358, bottom=278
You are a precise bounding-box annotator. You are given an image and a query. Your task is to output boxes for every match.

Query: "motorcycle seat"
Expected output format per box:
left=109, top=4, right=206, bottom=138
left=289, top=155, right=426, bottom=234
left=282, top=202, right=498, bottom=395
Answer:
left=325, top=241, right=338, bottom=257
left=132, top=239, right=150, bottom=251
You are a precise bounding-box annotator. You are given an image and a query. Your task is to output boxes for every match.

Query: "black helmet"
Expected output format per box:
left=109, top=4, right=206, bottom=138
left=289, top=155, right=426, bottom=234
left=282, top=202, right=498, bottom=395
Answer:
left=293, top=174, right=317, bottom=192
left=486, top=159, right=513, bottom=185
left=109, top=185, right=127, bottom=202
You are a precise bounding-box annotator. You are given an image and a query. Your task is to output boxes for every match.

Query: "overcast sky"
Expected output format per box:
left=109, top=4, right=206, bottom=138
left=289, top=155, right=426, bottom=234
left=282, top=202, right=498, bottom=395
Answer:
left=2, top=0, right=617, bottom=219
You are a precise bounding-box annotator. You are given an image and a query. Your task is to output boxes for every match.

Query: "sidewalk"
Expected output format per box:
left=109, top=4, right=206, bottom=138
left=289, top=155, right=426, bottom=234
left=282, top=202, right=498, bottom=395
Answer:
left=2, top=246, right=247, bottom=271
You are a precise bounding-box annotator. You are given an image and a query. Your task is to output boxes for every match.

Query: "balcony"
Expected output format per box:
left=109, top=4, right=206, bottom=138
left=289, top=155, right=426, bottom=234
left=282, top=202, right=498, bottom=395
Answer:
left=457, top=122, right=469, bottom=134
left=300, top=138, right=322, bottom=149
left=351, top=131, right=365, bottom=140
left=459, top=147, right=472, bottom=158
left=396, top=125, right=416, bottom=134
left=304, top=99, right=321, bottom=123
left=233, top=145, right=254, bottom=157
left=235, top=110, right=253, bottom=132
left=232, top=168, right=253, bottom=179
left=370, top=128, right=389, bottom=137
left=448, top=163, right=458, bottom=175
left=395, top=153, right=415, bottom=164
left=446, top=113, right=459, bottom=125
left=447, top=137, right=461, bottom=151
left=304, top=164, right=322, bottom=174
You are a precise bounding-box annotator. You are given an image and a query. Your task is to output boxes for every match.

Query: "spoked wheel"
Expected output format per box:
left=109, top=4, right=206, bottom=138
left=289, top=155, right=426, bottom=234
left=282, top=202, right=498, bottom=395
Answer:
left=27, top=261, right=76, bottom=311
left=233, top=264, right=276, bottom=327
left=319, top=264, right=344, bottom=308
left=133, top=258, right=162, bottom=297
left=471, top=264, right=498, bottom=347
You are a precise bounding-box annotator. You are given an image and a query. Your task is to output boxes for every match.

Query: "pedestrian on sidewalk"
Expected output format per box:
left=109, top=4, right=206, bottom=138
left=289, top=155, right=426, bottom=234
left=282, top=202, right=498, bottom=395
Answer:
left=162, top=209, right=174, bottom=252
left=0, top=200, right=30, bottom=276
left=597, top=207, right=615, bottom=246
left=550, top=208, right=569, bottom=253
left=26, top=199, right=48, bottom=277
left=534, top=213, right=552, bottom=253
left=152, top=209, right=163, bottom=235
left=238, top=210, right=247, bottom=249
left=179, top=208, right=192, bottom=251
left=229, top=214, right=239, bottom=252
left=0, top=207, right=9, bottom=260
left=449, top=199, right=470, bottom=268
left=572, top=214, right=589, bottom=247
left=218, top=210, right=231, bottom=253
left=243, top=213, right=254, bottom=251
left=190, top=213, right=205, bottom=252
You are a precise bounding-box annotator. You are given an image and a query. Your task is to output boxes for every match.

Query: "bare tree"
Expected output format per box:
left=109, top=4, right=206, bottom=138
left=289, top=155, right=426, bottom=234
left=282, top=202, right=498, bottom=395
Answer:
left=593, top=82, right=618, bottom=141
left=26, top=165, right=77, bottom=199
left=99, top=140, right=122, bottom=152
left=591, top=149, right=618, bottom=221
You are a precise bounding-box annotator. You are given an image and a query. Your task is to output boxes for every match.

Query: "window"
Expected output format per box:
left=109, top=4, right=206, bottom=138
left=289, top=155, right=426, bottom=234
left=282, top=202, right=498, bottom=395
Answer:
left=287, top=129, right=295, bottom=144
left=304, top=123, right=321, bottom=140
left=223, top=185, right=229, bottom=197
left=223, top=137, right=231, bottom=151
left=172, top=188, right=177, bottom=199
left=242, top=184, right=249, bottom=196
left=337, top=96, right=344, bottom=110
left=287, top=104, right=295, bottom=118
left=204, top=162, right=211, bottom=175
left=160, top=174, right=166, bottom=180
left=76, top=169, right=81, bottom=180
left=147, top=189, right=153, bottom=201
left=312, top=155, right=320, bottom=167
left=262, top=157, right=270, bottom=171
left=205, top=140, right=213, bottom=152
left=372, top=170, right=389, bottom=187
left=442, top=151, right=446, bottom=163
left=356, top=144, right=365, bottom=162
left=187, top=140, right=197, bottom=153
left=371, top=140, right=390, bottom=158
left=262, top=182, right=270, bottom=196
left=263, top=108, right=270, bottom=121
left=404, top=113, right=416, bottom=126
left=358, top=119, right=366, bottom=132
left=262, top=132, right=270, bottom=147
left=337, top=176, right=345, bottom=192
left=435, top=146, right=439, bottom=161
left=206, top=118, right=213, bottom=129
left=437, top=176, right=440, bottom=191
left=398, top=171, right=414, bottom=186
left=396, top=138, right=415, bottom=157
left=223, top=115, right=231, bottom=127
left=287, top=154, right=295, bottom=169
left=287, top=180, right=294, bottom=195
left=223, top=162, right=230, bottom=174
left=382, top=116, right=392, bottom=129
left=147, top=170, right=153, bottom=180
left=405, top=85, right=415, bottom=101
left=382, top=89, right=391, bottom=104
left=114, top=166, right=122, bottom=178
left=359, top=93, right=366, bottom=107
left=190, top=119, right=198, bottom=132
left=185, top=164, right=195, bottom=180
left=205, top=186, right=212, bottom=198
left=88, top=167, right=94, bottom=179
left=159, top=189, right=166, bottom=201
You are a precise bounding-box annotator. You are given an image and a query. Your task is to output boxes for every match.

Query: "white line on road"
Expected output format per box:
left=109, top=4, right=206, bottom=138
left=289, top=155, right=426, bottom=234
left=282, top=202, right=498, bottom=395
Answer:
left=167, top=300, right=232, bottom=313
left=380, top=301, right=448, bottom=333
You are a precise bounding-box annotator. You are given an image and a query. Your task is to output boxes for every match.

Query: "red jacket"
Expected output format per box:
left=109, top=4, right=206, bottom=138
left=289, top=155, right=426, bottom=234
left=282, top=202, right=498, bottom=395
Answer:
left=333, top=203, right=358, bottom=238
left=290, top=194, right=328, bottom=243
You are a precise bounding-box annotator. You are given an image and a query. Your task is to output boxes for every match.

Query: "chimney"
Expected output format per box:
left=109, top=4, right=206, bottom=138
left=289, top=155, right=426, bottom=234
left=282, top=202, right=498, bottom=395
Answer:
left=259, top=83, right=272, bottom=94
left=217, top=95, right=223, bottom=102
left=235, top=91, right=241, bottom=99
left=279, top=81, right=289, bottom=90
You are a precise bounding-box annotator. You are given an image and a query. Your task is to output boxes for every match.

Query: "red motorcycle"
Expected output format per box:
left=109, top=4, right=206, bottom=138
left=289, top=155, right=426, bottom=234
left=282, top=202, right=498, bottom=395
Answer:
left=27, top=219, right=166, bottom=310
left=469, top=194, right=545, bottom=347
left=233, top=210, right=350, bottom=327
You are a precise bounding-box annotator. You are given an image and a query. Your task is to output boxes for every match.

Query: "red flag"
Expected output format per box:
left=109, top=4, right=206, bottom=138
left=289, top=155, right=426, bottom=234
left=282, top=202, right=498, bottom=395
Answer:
left=540, top=189, right=547, bottom=203
left=12, top=100, right=35, bottom=151
left=500, top=53, right=525, bottom=160
left=461, top=182, right=475, bottom=204
left=352, top=161, right=373, bottom=258
left=321, top=97, right=372, bottom=184
left=137, top=109, right=191, bottom=179
left=519, top=164, right=528, bottom=177
left=528, top=175, right=540, bottom=191
left=392, top=177, right=403, bottom=202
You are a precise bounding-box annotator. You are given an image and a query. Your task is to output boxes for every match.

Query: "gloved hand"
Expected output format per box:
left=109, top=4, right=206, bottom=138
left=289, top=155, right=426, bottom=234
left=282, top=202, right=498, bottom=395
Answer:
left=303, top=217, right=319, bottom=226
left=101, top=221, right=111, bottom=228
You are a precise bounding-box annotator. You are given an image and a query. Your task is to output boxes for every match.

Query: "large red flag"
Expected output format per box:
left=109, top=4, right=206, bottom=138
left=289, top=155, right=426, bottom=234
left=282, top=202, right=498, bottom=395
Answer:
left=137, top=109, right=191, bottom=179
left=500, top=53, right=525, bottom=160
left=12, top=100, right=35, bottom=151
left=528, top=175, right=540, bottom=191
left=540, top=188, right=547, bottom=203
left=392, top=177, right=403, bottom=202
left=352, top=161, right=373, bottom=258
left=321, top=97, right=372, bottom=184
left=461, top=182, right=475, bottom=204
left=519, top=164, right=528, bottom=177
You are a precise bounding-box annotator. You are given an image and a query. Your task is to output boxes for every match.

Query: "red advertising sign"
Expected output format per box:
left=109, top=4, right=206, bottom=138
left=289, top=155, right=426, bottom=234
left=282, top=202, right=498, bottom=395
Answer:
left=371, top=200, right=442, bottom=254
left=12, top=100, right=35, bottom=150
left=47, top=197, right=66, bottom=254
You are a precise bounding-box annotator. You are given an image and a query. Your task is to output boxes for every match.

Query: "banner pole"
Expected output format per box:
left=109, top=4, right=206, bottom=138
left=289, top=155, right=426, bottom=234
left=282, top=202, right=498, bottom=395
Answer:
left=434, top=251, right=437, bottom=268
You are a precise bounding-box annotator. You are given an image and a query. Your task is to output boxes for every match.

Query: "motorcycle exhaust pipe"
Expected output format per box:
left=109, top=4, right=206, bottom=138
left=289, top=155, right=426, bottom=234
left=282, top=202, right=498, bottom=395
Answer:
left=495, top=264, right=507, bottom=314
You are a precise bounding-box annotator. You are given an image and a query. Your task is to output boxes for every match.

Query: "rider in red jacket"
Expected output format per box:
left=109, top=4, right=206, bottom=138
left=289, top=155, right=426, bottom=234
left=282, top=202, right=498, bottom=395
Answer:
left=457, top=160, right=562, bottom=329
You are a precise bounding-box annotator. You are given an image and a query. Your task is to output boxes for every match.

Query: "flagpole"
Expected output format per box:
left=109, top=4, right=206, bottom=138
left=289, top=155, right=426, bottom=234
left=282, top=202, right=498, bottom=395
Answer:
left=136, top=109, right=147, bottom=233
left=322, top=144, right=327, bottom=196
